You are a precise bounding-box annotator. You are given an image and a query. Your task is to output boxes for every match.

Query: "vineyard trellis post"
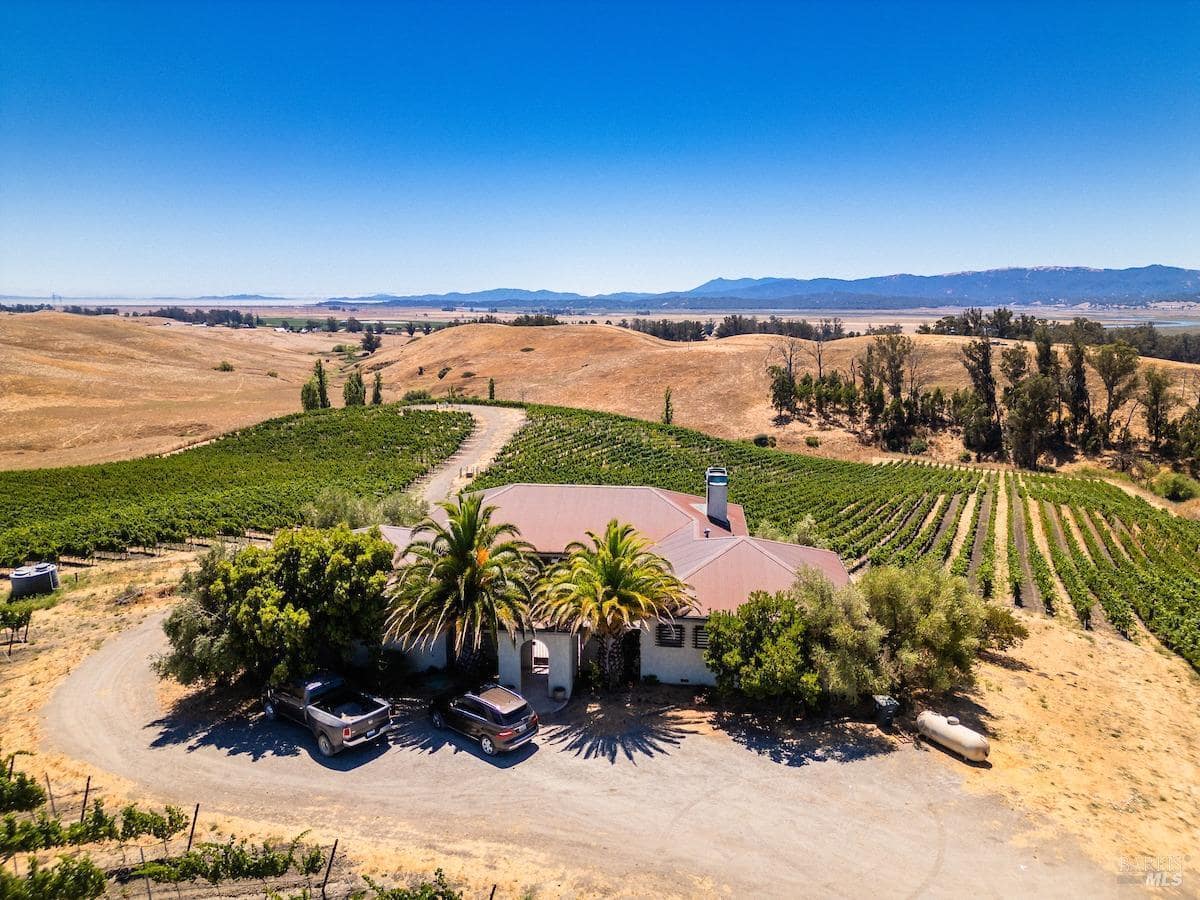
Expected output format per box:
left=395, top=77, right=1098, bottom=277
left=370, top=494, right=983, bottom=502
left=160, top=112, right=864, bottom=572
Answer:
left=186, top=802, right=199, bottom=851
left=140, top=846, right=153, bottom=899
left=321, top=838, right=338, bottom=898
left=44, top=771, right=57, bottom=814
left=80, top=774, right=91, bottom=823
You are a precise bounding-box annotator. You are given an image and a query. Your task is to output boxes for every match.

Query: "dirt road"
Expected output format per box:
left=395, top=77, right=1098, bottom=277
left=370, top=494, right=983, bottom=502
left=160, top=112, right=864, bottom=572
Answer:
left=409, top=403, right=526, bottom=504
left=43, top=615, right=1121, bottom=898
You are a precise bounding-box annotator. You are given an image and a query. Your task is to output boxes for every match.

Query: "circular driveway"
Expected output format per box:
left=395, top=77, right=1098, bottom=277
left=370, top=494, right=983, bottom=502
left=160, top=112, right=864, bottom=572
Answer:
left=43, top=614, right=1122, bottom=898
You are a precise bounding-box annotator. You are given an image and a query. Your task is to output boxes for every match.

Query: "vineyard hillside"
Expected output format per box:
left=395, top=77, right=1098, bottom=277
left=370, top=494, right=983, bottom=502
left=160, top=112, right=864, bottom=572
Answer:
left=473, top=405, right=1200, bottom=668
left=0, top=406, right=471, bottom=566
left=373, top=323, right=1200, bottom=460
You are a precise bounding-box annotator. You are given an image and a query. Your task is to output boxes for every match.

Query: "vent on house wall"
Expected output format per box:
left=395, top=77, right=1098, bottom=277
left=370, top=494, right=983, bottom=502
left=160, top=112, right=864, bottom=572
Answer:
left=655, top=623, right=684, bottom=648
left=693, top=625, right=709, bottom=649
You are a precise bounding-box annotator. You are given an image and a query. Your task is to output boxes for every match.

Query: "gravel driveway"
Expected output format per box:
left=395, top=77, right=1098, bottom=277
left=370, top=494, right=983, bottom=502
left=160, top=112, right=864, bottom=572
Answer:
left=43, top=615, right=1123, bottom=898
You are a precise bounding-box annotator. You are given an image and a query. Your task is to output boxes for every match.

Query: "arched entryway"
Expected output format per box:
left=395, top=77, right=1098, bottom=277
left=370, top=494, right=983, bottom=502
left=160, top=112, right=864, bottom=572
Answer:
left=519, top=638, right=550, bottom=699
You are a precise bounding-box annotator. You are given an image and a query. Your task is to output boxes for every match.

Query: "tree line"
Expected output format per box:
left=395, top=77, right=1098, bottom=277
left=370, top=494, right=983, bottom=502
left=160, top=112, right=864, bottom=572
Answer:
left=766, top=325, right=1200, bottom=471
left=920, top=307, right=1200, bottom=366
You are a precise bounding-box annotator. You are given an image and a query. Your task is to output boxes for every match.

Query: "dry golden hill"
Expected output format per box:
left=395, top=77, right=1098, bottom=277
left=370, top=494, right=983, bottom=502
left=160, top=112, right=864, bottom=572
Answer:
left=0, top=312, right=348, bottom=468
left=373, top=323, right=1200, bottom=460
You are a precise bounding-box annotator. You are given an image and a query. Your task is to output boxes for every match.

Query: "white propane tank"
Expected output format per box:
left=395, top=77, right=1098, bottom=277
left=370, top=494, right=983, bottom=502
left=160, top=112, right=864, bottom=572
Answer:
left=917, top=710, right=990, bottom=762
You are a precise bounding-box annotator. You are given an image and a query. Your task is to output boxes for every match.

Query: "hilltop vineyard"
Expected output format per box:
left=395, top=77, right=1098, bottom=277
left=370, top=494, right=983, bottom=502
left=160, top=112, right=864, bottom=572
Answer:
left=473, top=405, right=1200, bottom=668
left=0, top=407, right=471, bottom=566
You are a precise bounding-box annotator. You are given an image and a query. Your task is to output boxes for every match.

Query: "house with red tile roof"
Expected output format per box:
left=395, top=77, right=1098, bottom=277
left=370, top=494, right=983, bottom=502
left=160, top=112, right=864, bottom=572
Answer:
left=377, top=469, right=848, bottom=699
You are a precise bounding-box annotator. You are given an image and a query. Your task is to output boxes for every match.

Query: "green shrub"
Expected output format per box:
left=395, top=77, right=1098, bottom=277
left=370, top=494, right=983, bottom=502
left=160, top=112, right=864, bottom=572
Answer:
left=0, top=856, right=106, bottom=899
left=908, top=437, right=928, bottom=454
left=402, top=389, right=433, bottom=402
left=214, top=360, right=234, bottom=372
left=804, top=435, right=820, bottom=448
left=958, top=450, right=972, bottom=463
left=0, top=759, right=45, bottom=813
left=751, top=433, right=776, bottom=448
left=155, top=526, right=395, bottom=686
left=1152, top=471, right=1200, bottom=503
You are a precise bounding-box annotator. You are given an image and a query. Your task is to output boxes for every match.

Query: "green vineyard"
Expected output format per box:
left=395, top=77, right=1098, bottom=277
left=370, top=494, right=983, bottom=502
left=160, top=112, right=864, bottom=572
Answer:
left=0, top=407, right=472, bottom=566
left=473, top=405, right=1200, bottom=667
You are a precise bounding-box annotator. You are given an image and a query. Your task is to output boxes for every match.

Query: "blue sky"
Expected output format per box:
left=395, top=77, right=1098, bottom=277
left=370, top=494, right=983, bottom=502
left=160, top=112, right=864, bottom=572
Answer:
left=1, top=0, right=1197, bottom=297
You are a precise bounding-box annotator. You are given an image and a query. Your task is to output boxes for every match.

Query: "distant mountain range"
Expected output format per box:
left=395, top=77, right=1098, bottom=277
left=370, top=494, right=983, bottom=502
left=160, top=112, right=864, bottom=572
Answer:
left=322, top=265, right=1200, bottom=311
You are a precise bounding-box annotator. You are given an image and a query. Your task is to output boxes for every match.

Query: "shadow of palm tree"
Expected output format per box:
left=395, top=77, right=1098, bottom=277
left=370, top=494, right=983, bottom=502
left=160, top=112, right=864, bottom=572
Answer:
left=540, top=699, right=702, bottom=764
left=711, top=709, right=896, bottom=767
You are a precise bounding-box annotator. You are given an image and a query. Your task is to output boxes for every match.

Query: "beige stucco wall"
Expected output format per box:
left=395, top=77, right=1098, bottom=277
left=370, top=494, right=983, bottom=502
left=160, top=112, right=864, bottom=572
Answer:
left=498, top=631, right=580, bottom=700
left=638, top=617, right=716, bottom=686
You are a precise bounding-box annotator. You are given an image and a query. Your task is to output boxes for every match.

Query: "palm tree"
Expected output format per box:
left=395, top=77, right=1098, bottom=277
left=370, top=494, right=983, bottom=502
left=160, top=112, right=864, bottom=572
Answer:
left=537, top=519, right=693, bottom=689
left=385, top=492, right=537, bottom=671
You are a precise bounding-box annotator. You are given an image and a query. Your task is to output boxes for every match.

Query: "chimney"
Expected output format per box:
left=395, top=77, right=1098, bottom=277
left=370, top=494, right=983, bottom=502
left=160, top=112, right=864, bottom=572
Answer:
left=705, top=466, right=728, bottom=525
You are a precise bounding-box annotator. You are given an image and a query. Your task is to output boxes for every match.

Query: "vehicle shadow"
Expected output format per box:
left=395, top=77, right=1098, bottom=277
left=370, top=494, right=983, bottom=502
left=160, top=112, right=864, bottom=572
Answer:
left=539, top=699, right=702, bottom=765
left=146, top=684, right=305, bottom=761
left=711, top=709, right=896, bottom=767
left=386, top=708, right=538, bottom=769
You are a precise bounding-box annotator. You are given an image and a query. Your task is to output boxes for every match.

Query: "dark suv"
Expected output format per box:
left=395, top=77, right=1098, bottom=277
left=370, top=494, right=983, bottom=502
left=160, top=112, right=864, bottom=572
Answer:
left=430, top=684, right=539, bottom=756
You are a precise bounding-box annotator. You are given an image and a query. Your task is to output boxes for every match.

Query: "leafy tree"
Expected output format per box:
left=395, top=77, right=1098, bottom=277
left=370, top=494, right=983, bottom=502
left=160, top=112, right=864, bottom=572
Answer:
left=662, top=387, right=674, bottom=425
left=960, top=338, right=1002, bottom=452
left=873, top=333, right=914, bottom=400
left=1063, top=330, right=1093, bottom=443
left=858, top=564, right=1026, bottom=695
left=361, top=330, right=381, bottom=352
left=300, top=487, right=426, bottom=529
left=999, top=344, right=1030, bottom=399
left=343, top=371, right=366, bottom=406
left=1004, top=373, right=1058, bottom=468
left=386, top=493, right=538, bottom=669
left=537, top=520, right=692, bottom=689
left=324, top=316, right=339, bottom=332
left=300, top=378, right=321, bottom=412
left=155, top=526, right=394, bottom=685
left=1141, top=366, right=1176, bottom=452
left=487, top=377, right=495, bottom=400
left=345, top=317, right=363, bottom=333
left=313, top=359, right=331, bottom=408
left=1089, top=339, right=1141, bottom=446
left=371, top=370, right=384, bottom=405
left=704, top=570, right=883, bottom=711
left=767, top=365, right=796, bottom=419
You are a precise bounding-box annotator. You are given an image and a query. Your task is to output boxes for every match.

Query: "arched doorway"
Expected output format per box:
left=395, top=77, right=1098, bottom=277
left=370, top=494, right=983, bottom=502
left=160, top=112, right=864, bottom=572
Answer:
left=519, top=638, right=550, bottom=698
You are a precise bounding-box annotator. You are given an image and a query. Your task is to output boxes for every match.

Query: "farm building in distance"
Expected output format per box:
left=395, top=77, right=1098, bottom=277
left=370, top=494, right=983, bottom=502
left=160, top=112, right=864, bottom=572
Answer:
left=376, top=469, right=848, bottom=700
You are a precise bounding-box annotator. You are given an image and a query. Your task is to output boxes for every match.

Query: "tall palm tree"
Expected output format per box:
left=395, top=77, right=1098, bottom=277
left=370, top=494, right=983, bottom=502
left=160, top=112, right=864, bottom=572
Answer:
left=537, top=519, right=693, bottom=689
left=385, top=492, right=537, bottom=670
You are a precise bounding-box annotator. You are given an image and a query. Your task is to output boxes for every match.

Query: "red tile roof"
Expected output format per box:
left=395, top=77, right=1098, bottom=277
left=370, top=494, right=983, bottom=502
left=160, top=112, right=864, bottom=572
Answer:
left=377, top=483, right=848, bottom=616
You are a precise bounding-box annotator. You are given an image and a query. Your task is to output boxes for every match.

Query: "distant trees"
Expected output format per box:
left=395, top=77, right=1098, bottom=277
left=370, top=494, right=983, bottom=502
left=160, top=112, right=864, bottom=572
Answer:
left=510, top=314, right=560, bottom=326
left=715, top=315, right=848, bottom=341
left=623, top=319, right=707, bottom=341
left=300, top=360, right=331, bottom=412
left=1141, top=366, right=1176, bottom=452
left=1089, top=340, right=1141, bottom=447
left=343, top=371, right=366, bottom=407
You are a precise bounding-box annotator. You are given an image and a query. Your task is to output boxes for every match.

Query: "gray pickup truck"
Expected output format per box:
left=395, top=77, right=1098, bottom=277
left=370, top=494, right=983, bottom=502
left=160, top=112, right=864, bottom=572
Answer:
left=264, top=674, right=393, bottom=757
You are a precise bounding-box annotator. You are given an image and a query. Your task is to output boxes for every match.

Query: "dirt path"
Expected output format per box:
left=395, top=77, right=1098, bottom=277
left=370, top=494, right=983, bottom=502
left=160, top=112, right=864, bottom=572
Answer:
left=41, top=616, right=1119, bottom=899
left=994, top=474, right=1012, bottom=603
left=409, top=404, right=526, bottom=504
left=967, top=487, right=994, bottom=590
left=1007, top=479, right=1043, bottom=613
left=946, top=489, right=978, bottom=569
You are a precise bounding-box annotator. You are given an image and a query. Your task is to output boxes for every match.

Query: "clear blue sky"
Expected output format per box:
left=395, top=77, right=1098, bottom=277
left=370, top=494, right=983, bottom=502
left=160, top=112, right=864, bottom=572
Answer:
left=1, top=0, right=1197, bottom=297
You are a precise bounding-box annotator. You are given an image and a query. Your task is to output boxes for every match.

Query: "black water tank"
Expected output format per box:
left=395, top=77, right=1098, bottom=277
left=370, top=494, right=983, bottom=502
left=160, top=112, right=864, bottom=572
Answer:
left=9, top=562, right=59, bottom=599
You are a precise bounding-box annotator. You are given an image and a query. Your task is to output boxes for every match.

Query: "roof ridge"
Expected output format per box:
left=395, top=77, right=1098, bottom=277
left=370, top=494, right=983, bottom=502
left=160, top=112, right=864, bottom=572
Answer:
left=672, top=536, right=743, bottom=579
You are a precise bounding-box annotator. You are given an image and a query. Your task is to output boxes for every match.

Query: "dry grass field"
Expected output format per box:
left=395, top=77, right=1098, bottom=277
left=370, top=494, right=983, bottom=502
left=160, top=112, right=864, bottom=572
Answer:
left=6, top=312, right=1200, bottom=471
left=373, top=322, right=1200, bottom=462
left=0, top=312, right=350, bottom=468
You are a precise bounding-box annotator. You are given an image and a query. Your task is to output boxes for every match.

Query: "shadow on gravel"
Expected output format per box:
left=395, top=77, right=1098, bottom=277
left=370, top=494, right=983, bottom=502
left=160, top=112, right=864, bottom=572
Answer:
left=712, top=711, right=896, bottom=768
left=539, top=700, right=702, bottom=765
left=386, top=705, right=538, bottom=769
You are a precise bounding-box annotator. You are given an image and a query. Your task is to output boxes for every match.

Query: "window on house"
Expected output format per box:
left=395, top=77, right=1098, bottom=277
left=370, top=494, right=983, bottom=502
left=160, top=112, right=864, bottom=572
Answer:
left=693, top=625, right=709, bottom=649
left=655, top=623, right=684, bottom=648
